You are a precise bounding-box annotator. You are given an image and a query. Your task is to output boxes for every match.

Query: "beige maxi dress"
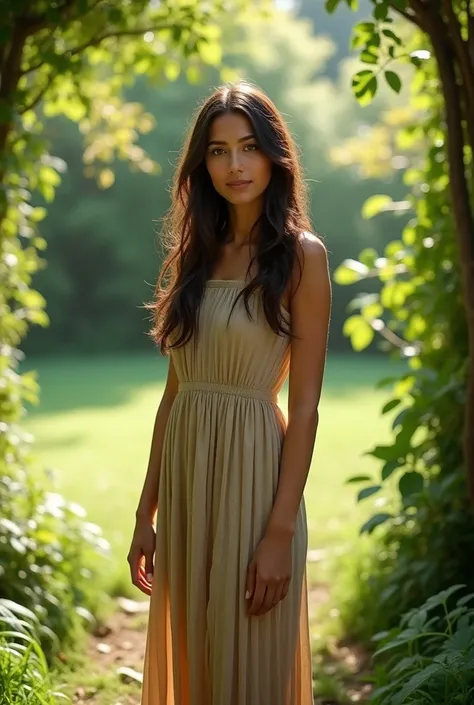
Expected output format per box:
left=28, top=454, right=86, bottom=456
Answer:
left=141, top=279, right=314, bottom=705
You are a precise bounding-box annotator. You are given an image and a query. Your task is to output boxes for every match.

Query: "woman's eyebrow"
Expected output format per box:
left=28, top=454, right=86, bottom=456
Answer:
left=208, top=134, right=255, bottom=146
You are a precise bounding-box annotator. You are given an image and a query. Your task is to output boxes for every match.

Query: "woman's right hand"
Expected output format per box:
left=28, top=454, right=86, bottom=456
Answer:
left=127, top=519, right=156, bottom=596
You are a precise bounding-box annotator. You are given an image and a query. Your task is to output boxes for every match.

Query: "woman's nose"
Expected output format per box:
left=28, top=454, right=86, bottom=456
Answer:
left=229, top=150, right=243, bottom=173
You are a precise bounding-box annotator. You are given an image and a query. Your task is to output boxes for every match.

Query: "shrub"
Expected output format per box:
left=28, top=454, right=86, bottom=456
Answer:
left=0, top=464, right=111, bottom=662
left=0, top=598, right=68, bottom=704
left=370, top=585, right=474, bottom=705
left=333, top=51, right=474, bottom=635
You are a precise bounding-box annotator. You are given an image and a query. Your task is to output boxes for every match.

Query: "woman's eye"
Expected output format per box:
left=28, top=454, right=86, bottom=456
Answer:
left=210, top=148, right=225, bottom=156
left=244, top=144, right=258, bottom=151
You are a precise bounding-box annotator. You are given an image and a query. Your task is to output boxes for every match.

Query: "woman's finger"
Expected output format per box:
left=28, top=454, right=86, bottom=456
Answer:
left=127, top=547, right=142, bottom=587
left=270, top=582, right=285, bottom=610
left=257, top=584, right=277, bottom=616
left=137, top=564, right=153, bottom=595
left=245, top=562, right=256, bottom=602
left=248, top=576, right=266, bottom=615
left=144, top=551, right=154, bottom=581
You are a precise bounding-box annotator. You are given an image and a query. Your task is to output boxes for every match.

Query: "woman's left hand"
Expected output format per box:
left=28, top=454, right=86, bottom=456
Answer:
left=245, top=529, right=292, bottom=617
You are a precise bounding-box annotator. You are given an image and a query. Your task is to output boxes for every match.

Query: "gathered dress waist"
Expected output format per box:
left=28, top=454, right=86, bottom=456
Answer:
left=178, top=380, right=277, bottom=403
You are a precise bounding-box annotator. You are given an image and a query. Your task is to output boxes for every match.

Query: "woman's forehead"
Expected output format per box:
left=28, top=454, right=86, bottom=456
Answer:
left=208, top=112, right=253, bottom=142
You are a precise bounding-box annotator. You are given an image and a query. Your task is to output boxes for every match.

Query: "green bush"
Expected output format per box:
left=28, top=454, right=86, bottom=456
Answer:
left=0, top=599, right=67, bottom=704
left=370, top=585, right=474, bottom=704
left=0, top=465, right=111, bottom=662
left=337, top=468, right=474, bottom=642
left=333, top=42, right=474, bottom=637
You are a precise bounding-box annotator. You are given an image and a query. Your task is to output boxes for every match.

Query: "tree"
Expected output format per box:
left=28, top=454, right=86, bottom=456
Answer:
left=324, top=0, right=474, bottom=502
left=0, top=0, right=252, bottom=478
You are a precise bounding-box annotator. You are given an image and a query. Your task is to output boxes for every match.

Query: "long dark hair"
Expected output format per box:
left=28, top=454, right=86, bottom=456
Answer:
left=147, top=80, right=312, bottom=354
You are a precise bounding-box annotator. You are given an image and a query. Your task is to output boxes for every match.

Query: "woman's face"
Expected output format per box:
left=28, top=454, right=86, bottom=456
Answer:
left=205, top=111, right=272, bottom=206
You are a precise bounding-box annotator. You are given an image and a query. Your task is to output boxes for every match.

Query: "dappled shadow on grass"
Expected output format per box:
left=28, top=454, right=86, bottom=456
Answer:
left=23, top=351, right=404, bottom=419
left=33, top=432, right=87, bottom=451
left=22, top=352, right=168, bottom=418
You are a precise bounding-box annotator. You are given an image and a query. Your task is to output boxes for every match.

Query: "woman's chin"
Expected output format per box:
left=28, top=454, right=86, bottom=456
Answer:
left=224, top=190, right=262, bottom=206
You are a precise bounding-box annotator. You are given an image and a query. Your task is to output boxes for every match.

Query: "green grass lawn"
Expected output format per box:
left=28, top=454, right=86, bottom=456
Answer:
left=23, top=352, right=404, bottom=597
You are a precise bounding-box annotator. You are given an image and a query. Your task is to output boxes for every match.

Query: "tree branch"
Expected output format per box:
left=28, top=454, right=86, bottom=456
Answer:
left=468, top=0, right=474, bottom=68
left=67, top=24, right=179, bottom=58
left=20, top=22, right=177, bottom=76
left=387, top=1, right=426, bottom=30
left=19, top=70, right=59, bottom=114
left=442, top=0, right=474, bottom=151
left=413, top=0, right=474, bottom=504
left=375, top=322, right=420, bottom=353
left=0, top=25, right=28, bottom=160
left=19, top=0, right=79, bottom=34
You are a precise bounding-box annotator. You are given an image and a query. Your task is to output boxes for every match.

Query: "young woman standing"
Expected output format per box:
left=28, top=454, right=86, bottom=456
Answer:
left=128, top=80, right=331, bottom=705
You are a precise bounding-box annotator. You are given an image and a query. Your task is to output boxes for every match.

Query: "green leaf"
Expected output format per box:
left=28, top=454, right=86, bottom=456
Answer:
left=343, top=315, right=374, bottom=350
left=358, top=247, right=378, bottom=268
left=382, top=398, right=401, bottom=414
left=356, top=74, right=378, bottom=105
left=346, top=474, right=373, bottom=484
left=199, top=39, right=222, bottom=66
left=352, top=69, right=375, bottom=91
left=362, top=194, right=393, bottom=219
left=407, top=608, right=427, bottom=629
left=360, top=513, right=393, bottom=534
left=325, top=0, right=343, bottom=13
left=357, top=485, right=382, bottom=501
left=399, top=471, right=424, bottom=498
left=374, top=2, right=389, bottom=20
left=385, top=70, right=402, bottom=93
left=382, top=28, right=402, bottom=45
left=30, top=207, right=47, bottom=222
left=363, top=301, right=383, bottom=320
left=356, top=22, right=376, bottom=32
left=381, top=459, right=400, bottom=481
left=424, top=585, right=466, bottom=610
left=164, top=60, right=181, bottom=81
left=457, top=593, right=474, bottom=607
left=393, top=664, right=444, bottom=704
left=334, top=260, right=368, bottom=285
left=360, top=50, right=378, bottom=65
left=376, top=375, right=400, bottom=389
left=365, top=445, right=394, bottom=461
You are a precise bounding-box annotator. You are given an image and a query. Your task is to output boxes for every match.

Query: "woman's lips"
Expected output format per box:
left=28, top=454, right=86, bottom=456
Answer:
left=226, top=180, right=252, bottom=189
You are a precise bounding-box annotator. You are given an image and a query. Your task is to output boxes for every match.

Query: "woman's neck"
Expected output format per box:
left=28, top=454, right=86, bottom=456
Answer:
left=226, top=199, right=263, bottom=247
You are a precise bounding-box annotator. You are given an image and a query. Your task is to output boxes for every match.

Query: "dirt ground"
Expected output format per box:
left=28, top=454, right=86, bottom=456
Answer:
left=69, top=588, right=372, bottom=705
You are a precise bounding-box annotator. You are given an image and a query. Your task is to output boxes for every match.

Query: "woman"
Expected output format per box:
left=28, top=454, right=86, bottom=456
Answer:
left=128, top=80, right=331, bottom=705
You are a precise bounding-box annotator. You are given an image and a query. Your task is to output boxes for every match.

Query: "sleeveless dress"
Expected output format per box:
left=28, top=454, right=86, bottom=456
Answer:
left=140, top=280, right=314, bottom=705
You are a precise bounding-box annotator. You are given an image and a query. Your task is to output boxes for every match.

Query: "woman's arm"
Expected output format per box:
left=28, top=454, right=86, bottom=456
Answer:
left=128, top=355, right=179, bottom=595
left=135, top=354, right=179, bottom=524
left=246, top=234, right=331, bottom=616
left=266, top=234, right=331, bottom=537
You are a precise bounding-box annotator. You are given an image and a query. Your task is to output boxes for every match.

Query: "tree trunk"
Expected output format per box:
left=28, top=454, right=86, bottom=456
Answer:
left=0, top=22, right=26, bottom=222
left=427, top=14, right=474, bottom=504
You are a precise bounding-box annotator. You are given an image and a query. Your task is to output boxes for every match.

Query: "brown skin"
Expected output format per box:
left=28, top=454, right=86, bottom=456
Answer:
left=246, top=235, right=331, bottom=617
left=205, top=112, right=272, bottom=247
left=128, top=112, right=332, bottom=618
left=126, top=359, right=179, bottom=596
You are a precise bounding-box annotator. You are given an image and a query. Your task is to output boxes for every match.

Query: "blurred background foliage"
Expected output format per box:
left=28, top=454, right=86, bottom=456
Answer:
left=24, top=0, right=407, bottom=356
